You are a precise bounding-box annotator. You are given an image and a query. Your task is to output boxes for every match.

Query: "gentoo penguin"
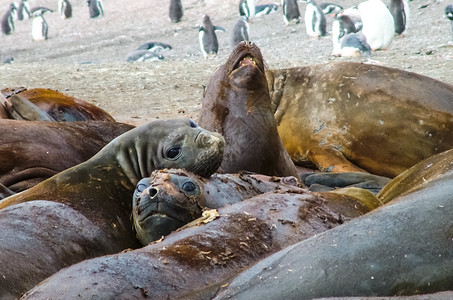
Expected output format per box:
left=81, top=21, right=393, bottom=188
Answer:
left=136, top=41, right=172, bottom=52
left=389, top=0, right=409, bottom=35
left=331, top=14, right=359, bottom=55
left=339, top=32, right=371, bottom=57
left=87, top=0, right=103, bottom=18
left=58, top=0, right=72, bottom=19
left=358, top=0, right=395, bottom=50
left=446, top=4, right=453, bottom=40
left=239, top=0, right=255, bottom=21
left=198, top=15, right=225, bottom=59
left=125, top=50, right=164, bottom=62
left=254, top=4, right=278, bottom=17
left=17, top=0, right=31, bottom=21
left=304, top=0, right=327, bottom=37
left=3, top=56, right=14, bottom=64
left=318, top=2, right=342, bottom=16
left=231, top=16, right=249, bottom=46
left=31, top=7, right=52, bottom=41
left=169, top=0, right=183, bottom=23
left=340, top=6, right=362, bottom=31
left=282, top=0, right=300, bottom=25
left=1, top=3, right=17, bottom=35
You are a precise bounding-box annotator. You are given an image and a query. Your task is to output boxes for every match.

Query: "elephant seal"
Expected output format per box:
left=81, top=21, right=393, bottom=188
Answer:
left=0, top=118, right=224, bottom=298
left=214, top=155, right=453, bottom=299
left=0, top=119, right=133, bottom=193
left=267, top=62, right=453, bottom=177
left=22, top=188, right=373, bottom=299
left=198, top=42, right=299, bottom=178
left=132, top=169, right=302, bottom=244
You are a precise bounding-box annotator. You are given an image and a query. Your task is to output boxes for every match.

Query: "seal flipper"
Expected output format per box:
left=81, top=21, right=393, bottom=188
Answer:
left=8, top=94, right=55, bottom=121
left=307, top=146, right=367, bottom=173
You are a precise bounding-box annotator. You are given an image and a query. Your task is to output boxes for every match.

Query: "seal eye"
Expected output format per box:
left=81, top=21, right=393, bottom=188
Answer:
left=166, top=146, right=182, bottom=160
left=182, top=181, right=197, bottom=193
left=189, top=119, right=198, bottom=128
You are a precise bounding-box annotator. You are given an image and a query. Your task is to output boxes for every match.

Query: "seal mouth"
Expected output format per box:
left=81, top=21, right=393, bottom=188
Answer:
left=229, top=42, right=265, bottom=74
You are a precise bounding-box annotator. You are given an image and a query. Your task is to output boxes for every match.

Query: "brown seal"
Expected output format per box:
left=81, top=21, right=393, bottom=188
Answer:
left=198, top=41, right=299, bottom=178
left=0, top=119, right=134, bottom=193
left=0, top=118, right=225, bottom=298
left=21, top=187, right=373, bottom=299
left=267, top=62, right=453, bottom=177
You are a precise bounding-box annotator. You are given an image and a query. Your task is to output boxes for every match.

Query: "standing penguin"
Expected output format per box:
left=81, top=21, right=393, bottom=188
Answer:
left=198, top=15, right=225, bottom=59
left=31, top=7, right=52, bottom=41
left=231, top=16, right=249, bottom=46
left=239, top=0, right=255, bottom=21
left=304, top=0, right=327, bottom=37
left=358, top=0, right=394, bottom=50
left=169, top=0, right=183, bottom=23
left=282, top=0, right=300, bottom=25
left=390, top=0, right=409, bottom=35
left=87, top=0, right=103, bottom=18
left=58, top=0, right=72, bottom=19
left=1, top=3, right=17, bottom=35
left=446, top=4, right=453, bottom=41
left=17, top=0, right=31, bottom=21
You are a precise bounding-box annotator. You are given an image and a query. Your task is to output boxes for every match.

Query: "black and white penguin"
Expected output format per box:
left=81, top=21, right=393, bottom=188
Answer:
left=126, top=50, right=164, bottom=62
left=3, top=56, right=14, bottom=64
left=389, top=0, right=409, bottom=35
left=358, top=0, right=394, bottom=50
left=318, top=2, right=342, bottom=16
left=17, top=0, right=31, bottom=21
left=331, top=14, right=359, bottom=55
left=446, top=4, right=453, bottom=41
left=1, top=3, right=17, bottom=35
left=231, top=16, right=249, bottom=46
left=198, top=14, right=225, bottom=59
left=239, top=0, right=255, bottom=21
left=304, top=0, right=327, bottom=37
left=169, top=0, right=183, bottom=23
left=282, top=0, right=300, bottom=25
left=340, top=6, right=362, bottom=31
left=254, top=4, right=278, bottom=17
left=31, top=7, right=52, bottom=41
left=136, top=41, right=172, bottom=52
left=339, top=32, right=371, bottom=57
left=58, top=0, right=72, bottom=19
left=87, top=0, right=103, bottom=18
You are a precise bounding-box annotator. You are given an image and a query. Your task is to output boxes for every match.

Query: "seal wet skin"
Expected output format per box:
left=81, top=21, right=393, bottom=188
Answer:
left=198, top=41, right=299, bottom=178
left=266, top=62, right=453, bottom=177
left=132, top=169, right=302, bottom=244
left=0, top=118, right=224, bottom=298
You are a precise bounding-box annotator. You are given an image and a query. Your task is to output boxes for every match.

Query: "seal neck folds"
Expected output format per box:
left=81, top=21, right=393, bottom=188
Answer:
left=228, top=42, right=266, bottom=89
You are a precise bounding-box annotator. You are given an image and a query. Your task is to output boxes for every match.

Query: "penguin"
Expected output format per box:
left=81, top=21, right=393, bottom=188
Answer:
left=389, top=0, right=409, bottom=35
left=17, top=0, right=31, bottom=21
left=339, top=32, right=371, bottom=57
left=136, top=41, right=172, bottom=52
left=169, top=0, right=183, bottom=23
left=254, top=4, right=278, bottom=17
left=239, top=0, right=255, bottom=21
left=358, top=0, right=395, bottom=50
left=1, top=3, right=17, bottom=35
left=446, top=4, right=453, bottom=41
left=304, top=0, right=327, bottom=37
left=87, top=0, right=103, bottom=18
left=31, top=7, right=52, bottom=41
left=198, top=15, right=225, bottom=59
left=340, top=6, right=362, bottom=31
left=318, top=2, right=342, bottom=16
left=58, top=0, right=72, bottom=19
left=231, top=16, right=249, bottom=47
left=331, top=14, right=359, bottom=55
left=282, top=0, right=300, bottom=25
left=3, top=56, right=14, bottom=64
left=126, top=50, right=164, bottom=62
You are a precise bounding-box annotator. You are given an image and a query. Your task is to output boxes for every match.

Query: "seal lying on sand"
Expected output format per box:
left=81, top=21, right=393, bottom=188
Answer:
left=214, top=148, right=453, bottom=299
left=0, top=118, right=225, bottom=298
left=266, top=62, right=453, bottom=177
left=22, top=187, right=373, bottom=299
left=0, top=119, right=133, bottom=193
left=198, top=41, right=299, bottom=178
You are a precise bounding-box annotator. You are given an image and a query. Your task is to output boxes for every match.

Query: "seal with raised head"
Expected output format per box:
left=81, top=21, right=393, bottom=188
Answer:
left=22, top=186, right=373, bottom=299
left=266, top=61, right=453, bottom=178
left=198, top=42, right=299, bottom=178
left=0, top=118, right=225, bottom=298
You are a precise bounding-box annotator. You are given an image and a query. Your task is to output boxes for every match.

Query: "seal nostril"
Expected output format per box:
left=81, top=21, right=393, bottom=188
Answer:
left=149, top=188, right=158, bottom=199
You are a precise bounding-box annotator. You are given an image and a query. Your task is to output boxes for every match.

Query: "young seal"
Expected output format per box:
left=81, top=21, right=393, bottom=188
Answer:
left=22, top=188, right=373, bottom=299
left=198, top=42, right=299, bottom=178
left=0, top=118, right=225, bottom=297
left=266, top=62, right=453, bottom=178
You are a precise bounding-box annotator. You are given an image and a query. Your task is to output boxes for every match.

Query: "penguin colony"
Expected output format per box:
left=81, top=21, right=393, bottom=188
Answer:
left=1, top=0, right=451, bottom=63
